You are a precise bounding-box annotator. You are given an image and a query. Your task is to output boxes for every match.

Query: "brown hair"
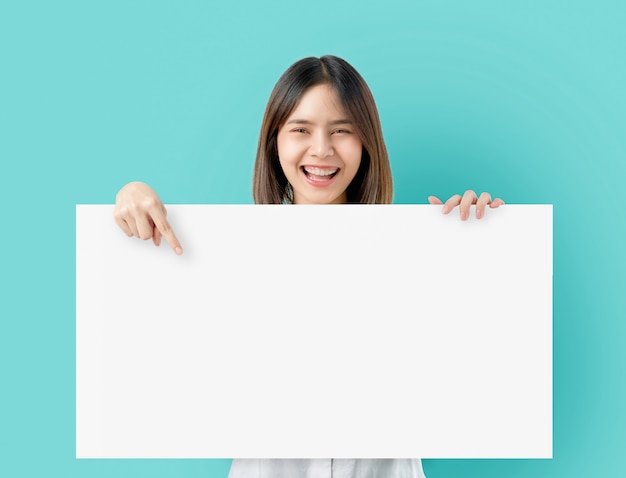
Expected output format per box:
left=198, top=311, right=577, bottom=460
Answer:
left=253, top=55, right=393, bottom=204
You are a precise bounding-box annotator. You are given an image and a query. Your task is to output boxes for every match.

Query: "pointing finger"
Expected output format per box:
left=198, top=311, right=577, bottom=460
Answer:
left=148, top=204, right=183, bottom=255
left=158, top=219, right=183, bottom=255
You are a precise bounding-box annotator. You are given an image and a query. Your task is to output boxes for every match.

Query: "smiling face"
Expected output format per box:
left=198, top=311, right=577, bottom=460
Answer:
left=276, top=84, right=363, bottom=204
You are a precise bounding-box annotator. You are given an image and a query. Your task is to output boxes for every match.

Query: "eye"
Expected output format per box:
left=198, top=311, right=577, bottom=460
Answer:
left=292, top=128, right=308, bottom=134
left=332, top=128, right=351, bottom=134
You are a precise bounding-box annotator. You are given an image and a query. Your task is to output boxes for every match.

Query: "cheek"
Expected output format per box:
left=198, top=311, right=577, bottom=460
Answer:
left=276, top=134, right=298, bottom=165
left=343, top=139, right=363, bottom=171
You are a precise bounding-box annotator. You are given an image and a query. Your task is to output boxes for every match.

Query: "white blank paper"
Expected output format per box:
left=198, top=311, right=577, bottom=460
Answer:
left=76, top=204, right=552, bottom=458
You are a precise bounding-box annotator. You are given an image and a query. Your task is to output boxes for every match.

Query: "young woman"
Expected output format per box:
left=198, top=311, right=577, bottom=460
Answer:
left=114, top=55, right=503, bottom=478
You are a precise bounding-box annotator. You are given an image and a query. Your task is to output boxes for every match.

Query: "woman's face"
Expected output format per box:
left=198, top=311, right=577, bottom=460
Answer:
left=277, top=84, right=362, bottom=204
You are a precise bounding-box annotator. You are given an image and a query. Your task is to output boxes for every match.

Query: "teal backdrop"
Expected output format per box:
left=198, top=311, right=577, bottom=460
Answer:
left=2, top=0, right=625, bottom=476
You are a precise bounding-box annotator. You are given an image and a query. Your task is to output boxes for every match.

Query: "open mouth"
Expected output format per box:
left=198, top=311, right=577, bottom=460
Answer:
left=301, top=166, right=339, bottom=182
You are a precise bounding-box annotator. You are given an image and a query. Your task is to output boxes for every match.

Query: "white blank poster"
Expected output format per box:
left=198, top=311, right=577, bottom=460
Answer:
left=76, top=205, right=552, bottom=459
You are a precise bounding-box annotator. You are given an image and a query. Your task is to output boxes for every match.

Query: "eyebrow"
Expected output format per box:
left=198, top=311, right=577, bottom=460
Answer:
left=286, top=119, right=353, bottom=125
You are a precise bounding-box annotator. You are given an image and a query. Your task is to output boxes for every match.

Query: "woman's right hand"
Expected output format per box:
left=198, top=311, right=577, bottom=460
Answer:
left=113, top=181, right=183, bottom=255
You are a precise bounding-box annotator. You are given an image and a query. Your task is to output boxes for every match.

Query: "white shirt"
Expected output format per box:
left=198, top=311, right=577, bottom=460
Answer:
left=229, top=459, right=426, bottom=478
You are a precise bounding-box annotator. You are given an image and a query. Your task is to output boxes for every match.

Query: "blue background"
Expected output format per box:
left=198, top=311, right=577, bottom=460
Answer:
left=2, top=0, right=625, bottom=476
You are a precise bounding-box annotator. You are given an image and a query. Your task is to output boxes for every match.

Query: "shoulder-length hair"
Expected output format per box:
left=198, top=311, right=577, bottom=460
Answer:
left=253, top=55, right=393, bottom=204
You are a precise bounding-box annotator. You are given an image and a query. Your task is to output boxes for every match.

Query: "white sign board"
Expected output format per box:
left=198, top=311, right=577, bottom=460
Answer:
left=76, top=205, right=552, bottom=458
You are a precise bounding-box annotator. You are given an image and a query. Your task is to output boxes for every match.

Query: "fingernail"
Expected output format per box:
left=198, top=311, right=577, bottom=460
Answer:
left=460, top=211, right=467, bottom=220
left=175, top=246, right=183, bottom=255
left=442, top=206, right=449, bottom=214
left=477, top=210, right=482, bottom=219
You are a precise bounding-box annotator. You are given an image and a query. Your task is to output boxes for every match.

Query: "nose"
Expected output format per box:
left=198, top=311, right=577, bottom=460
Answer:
left=310, top=132, right=334, bottom=158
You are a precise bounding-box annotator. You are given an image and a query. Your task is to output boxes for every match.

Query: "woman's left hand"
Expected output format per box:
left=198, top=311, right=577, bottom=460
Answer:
left=428, top=190, right=504, bottom=220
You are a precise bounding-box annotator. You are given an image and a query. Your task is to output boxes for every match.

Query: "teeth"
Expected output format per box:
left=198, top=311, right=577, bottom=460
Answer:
left=303, top=166, right=338, bottom=176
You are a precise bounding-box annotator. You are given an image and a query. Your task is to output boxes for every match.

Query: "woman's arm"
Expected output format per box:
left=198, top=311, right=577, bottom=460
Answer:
left=428, top=190, right=504, bottom=220
left=113, top=181, right=183, bottom=255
